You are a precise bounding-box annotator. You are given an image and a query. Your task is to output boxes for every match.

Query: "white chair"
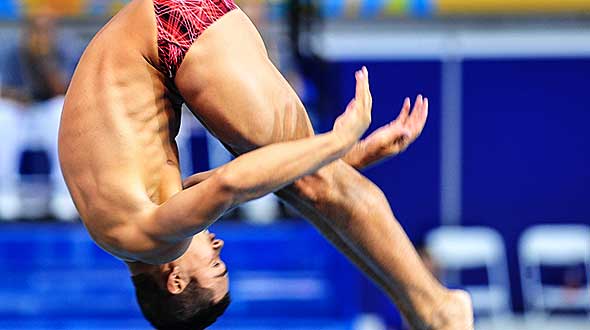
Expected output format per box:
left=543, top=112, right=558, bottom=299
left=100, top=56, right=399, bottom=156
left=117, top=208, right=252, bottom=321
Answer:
left=519, top=224, right=590, bottom=318
left=426, top=226, right=512, bottom=321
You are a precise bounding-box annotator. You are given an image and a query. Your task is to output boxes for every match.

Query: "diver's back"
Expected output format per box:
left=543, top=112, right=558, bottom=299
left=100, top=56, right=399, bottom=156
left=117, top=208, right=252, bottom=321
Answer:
left=59, top=0, right=181, bottom=252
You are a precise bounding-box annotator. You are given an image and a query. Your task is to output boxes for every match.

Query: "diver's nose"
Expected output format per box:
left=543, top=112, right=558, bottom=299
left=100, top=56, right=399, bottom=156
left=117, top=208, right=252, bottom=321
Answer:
left=212, top=238, right=224, bottom=249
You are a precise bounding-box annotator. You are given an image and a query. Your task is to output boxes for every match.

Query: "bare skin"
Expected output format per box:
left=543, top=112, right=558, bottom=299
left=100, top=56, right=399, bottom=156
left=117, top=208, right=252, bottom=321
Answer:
left=59, top=0, right=473, bottom=329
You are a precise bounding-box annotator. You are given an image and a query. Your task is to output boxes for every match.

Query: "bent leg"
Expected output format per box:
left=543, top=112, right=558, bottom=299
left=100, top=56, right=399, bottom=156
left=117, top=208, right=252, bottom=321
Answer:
left=175, top=8, right=472, bottom=329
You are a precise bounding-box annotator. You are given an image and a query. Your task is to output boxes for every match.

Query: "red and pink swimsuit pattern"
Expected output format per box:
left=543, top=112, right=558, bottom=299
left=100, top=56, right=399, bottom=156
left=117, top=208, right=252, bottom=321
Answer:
left=153, top=0, right=237, bottom=78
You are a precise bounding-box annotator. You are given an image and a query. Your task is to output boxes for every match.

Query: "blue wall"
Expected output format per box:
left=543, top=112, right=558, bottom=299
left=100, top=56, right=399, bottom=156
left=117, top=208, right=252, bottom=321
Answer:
left=462, top=58, right=590, bottom=310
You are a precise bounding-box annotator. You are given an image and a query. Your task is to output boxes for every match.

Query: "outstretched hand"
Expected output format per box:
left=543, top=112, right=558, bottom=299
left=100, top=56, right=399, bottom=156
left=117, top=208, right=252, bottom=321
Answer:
left=333, top=67, right=373, bottom=148
left=343, top=95, right=429, bottom=169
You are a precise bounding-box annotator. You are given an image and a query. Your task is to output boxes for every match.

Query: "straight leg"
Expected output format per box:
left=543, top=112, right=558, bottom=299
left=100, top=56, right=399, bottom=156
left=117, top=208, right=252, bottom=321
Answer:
left=277, top=161, right=467, bottom=329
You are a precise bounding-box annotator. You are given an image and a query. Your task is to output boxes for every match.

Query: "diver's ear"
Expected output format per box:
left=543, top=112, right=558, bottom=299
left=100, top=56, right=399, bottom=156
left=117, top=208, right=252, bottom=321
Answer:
left=166, top=266, right=189, bottom=294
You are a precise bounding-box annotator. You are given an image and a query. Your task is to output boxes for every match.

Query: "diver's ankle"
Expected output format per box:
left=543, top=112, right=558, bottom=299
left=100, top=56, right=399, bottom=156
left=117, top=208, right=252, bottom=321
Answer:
left=426, top=289, right=474, bottom=330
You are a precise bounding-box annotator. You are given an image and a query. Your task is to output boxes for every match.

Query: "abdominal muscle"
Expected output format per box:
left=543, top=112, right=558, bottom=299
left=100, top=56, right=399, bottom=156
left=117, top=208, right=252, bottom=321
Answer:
left=58, top=0, right=185, bottom=261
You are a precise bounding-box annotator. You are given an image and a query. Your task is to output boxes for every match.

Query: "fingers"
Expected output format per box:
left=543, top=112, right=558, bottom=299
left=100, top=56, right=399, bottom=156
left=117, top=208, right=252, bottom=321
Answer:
left=406, top=94, right=428, bottom=139
left=415, top=97, right=428, bottom=136
left=355, top=69, right=365, bottom=103
left=363, top=67, right=372, bottom=112
left=394, top=97, right=411, bottom=124
left=412, top=95, right=424, bottom=117
left=394, top=95, right=422, bottom=128
left=354, top=66, right=372, bottom=114
left=363, top=66, right=369, bottom=89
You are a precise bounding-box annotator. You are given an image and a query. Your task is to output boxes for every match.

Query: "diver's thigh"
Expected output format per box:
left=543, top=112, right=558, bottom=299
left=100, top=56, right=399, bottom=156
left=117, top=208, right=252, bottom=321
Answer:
left=175, top=9, right=313, bottom=153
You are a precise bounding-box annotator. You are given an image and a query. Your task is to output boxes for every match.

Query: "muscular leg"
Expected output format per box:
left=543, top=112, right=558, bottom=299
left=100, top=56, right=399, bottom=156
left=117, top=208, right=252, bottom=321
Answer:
left=277, top=160, right=456, bottom=329
left=175, top=9, right=472, bottom=329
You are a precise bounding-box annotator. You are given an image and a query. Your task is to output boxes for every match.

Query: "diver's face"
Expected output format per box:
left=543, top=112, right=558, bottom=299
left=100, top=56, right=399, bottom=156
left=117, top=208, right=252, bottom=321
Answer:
left=177, top=231, right=229, bottom=302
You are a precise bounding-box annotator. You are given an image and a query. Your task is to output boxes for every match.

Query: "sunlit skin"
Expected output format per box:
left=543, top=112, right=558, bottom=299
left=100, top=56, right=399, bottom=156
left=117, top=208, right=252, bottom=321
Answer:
left=58, top=0, right=473, bottom=328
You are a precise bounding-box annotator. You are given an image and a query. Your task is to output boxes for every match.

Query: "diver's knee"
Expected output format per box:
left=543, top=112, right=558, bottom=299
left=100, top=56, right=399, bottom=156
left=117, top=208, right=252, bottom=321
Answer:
left=291, top=160, right=350, bottom=206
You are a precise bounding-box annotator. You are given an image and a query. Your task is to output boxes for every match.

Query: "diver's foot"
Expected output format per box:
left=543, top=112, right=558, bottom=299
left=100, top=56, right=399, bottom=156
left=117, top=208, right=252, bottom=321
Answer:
left=428, top=290, right=474, bottom=330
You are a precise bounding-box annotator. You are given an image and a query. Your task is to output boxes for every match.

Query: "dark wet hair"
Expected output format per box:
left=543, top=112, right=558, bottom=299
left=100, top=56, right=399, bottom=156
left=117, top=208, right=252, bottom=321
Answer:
left=131, top=273, right=230, bottom=330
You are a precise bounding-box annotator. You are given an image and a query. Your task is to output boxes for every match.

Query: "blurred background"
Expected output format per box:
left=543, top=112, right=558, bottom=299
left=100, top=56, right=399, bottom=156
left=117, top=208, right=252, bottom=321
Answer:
left=0, top=0, right=589, bottom=329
